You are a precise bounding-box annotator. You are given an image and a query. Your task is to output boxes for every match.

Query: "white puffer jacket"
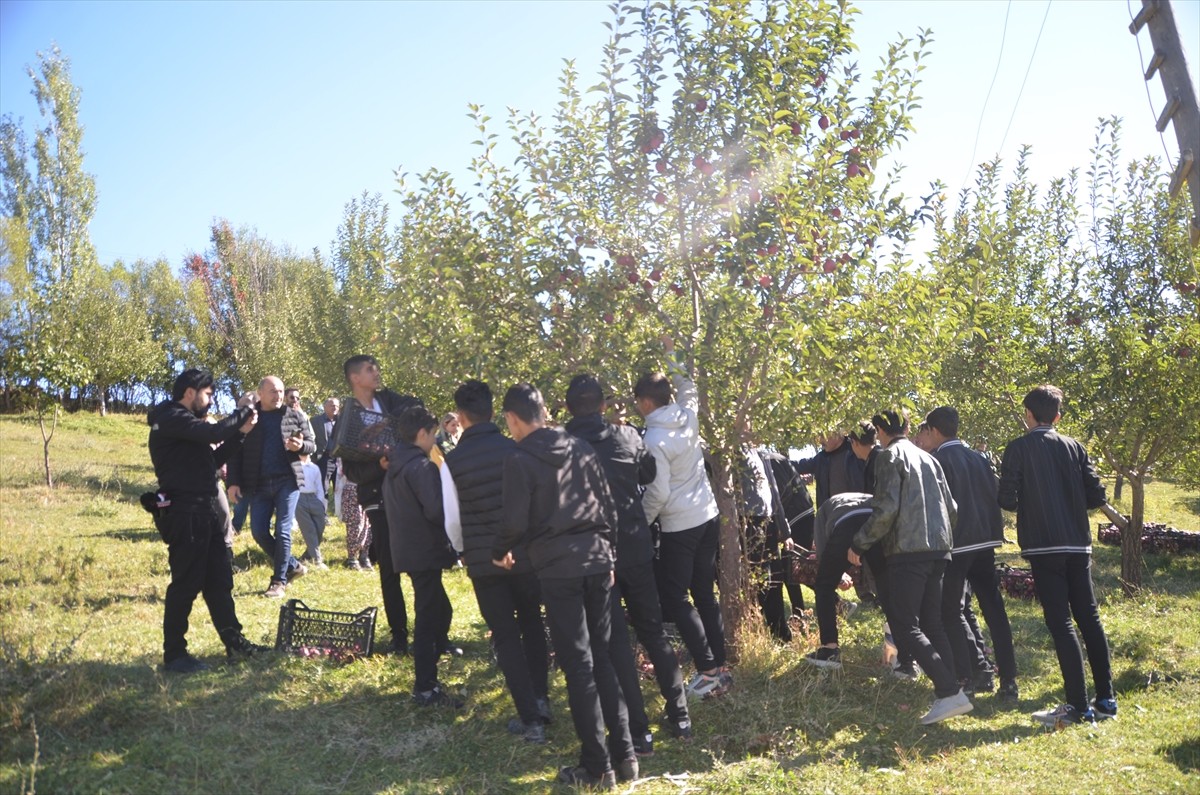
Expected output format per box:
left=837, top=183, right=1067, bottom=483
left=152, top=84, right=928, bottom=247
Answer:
left=641, top=369, right=719, bottom=533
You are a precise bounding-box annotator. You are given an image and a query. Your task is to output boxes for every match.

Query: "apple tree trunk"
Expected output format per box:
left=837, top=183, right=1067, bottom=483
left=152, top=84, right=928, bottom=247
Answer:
left=710, top=454, right=751, bottom=663
left=1120, top=475, right=1146, bottom=594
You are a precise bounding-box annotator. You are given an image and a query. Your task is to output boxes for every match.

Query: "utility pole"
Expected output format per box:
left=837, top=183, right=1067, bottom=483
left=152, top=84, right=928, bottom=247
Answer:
left=1130, top=0, right=1200, bottom=245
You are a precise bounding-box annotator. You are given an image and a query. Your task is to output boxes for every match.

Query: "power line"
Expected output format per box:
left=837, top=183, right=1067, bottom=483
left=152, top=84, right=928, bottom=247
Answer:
left=996, top=0, right=1053, bottom=157
left=960, top=0, right=1014, bottom=196
left=1127, top=0, right=1175, bottom=164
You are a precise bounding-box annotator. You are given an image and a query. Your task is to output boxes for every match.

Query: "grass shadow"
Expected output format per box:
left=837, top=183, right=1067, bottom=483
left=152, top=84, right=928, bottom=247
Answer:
left=1158, top=735, right=1200, bottom=775
left=101, top=526, right=161, bottom=544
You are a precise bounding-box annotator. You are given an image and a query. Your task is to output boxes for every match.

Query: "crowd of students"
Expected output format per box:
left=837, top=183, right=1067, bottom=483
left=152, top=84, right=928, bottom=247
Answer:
left=148, top=344, right=1118, bottom=788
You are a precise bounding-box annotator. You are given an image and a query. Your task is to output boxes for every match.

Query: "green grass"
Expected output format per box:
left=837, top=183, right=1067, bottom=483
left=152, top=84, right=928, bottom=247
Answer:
left=1, top=412, right=1199, bottom=794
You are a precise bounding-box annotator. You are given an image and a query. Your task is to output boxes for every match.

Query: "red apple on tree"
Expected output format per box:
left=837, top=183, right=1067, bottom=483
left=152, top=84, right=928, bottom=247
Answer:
left=759, top=275, right=772, bottom=287
left=829, top=207, right=841, bottom=219
left=694, top=98, right=708, bottom=112
left=655, top=159, right=668, bottom=174
left=823, top=258, right=837, bottom=273
left=847, top=163, right=861, bottom=178
left=818, top=115, right=830, bottom=130
left=654, top=191, right=667, bottom=205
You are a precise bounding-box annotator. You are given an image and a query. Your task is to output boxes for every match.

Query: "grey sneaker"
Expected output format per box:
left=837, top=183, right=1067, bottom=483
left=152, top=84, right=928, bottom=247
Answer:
left=892, top=662, right=921, bottom=681
left=264, top=580, right=287, bottom=598
left=919, top=689, right=974, bottom=725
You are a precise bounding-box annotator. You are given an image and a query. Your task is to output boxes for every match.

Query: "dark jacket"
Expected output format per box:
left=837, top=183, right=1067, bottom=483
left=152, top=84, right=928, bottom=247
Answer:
left=226, top=404, right=315, bottom=494
left=814, top=492, right=874, bottom=558
left=493, top=427, right=617, bottom=580
left=148, top=401, right=252, bottom=503
left=997, top=426, right=1105, bottom=557
left=311, top=412, right=335, bottom=455
left=338, top=389, right=424, bottom=507
left=443, top=421, right=528, bottom=577
left=933, top=439, right=1005, bottom=554
left=793, top=439, right=866, bottom=506
left=740, top=448, right=795, bottom=558
left=382, top=441, right=457, bottom=573
left=565, top=413, right=656, bottom=573
left=765, top=451, right=815, bottom=550
left=852, top=438, right=956, bottom=561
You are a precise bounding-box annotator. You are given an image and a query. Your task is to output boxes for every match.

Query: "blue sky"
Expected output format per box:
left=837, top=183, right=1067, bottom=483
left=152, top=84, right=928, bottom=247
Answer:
left=2, top=0, right=1197, bottom=267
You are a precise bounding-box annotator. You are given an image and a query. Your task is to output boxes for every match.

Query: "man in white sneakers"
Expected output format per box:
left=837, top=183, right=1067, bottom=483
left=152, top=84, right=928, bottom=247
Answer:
left=636, top=337, right=730, bottom=700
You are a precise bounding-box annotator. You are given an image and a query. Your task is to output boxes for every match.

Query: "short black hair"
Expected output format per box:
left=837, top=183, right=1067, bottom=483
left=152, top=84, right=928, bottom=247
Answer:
left=925, top=406, right=959, bottom=438
left=872, top=409, right=909, bottom=436
left=502, top=383, right=545, bottom=424
left=565, top=373, right=605, bottom=416
left=848, top=420, right=876, bottom=446
left=172, top=369, right=214, bottom=401
left=397, top=405, right=438, bottom=444
left=633, top=372, right=672, bottom=408
left=454, top=379, right=493, bottom=424
left=343, top=354, right=378, bottom=382
left=1024, top=385, right=1063, bottom=424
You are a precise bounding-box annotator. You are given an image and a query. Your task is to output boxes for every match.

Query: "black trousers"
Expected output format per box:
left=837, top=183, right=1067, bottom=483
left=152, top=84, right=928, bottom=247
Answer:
left=942, top=548, right=1018, bottom=681
left=473, top=572, right=548, bottom=725
left=162, top=499, right=242, bottom=663
left=862, top=546, right=914, bottom=668
left=887, top=558, right=959, bottom=698
left=624, top=559, right=689, bottom=726
left=409, top=569, right=453, bottom=693
left=541, top=573, right=632, bottom=777
left=365, top=504, right=408, bottom=651
left=609, top=560, right=689, bottom=738
left=745, top=518, right=791, bottom=641
left=655, top=518, right=726, bottom=671
left=1028, top=553, right=1113, bottom=711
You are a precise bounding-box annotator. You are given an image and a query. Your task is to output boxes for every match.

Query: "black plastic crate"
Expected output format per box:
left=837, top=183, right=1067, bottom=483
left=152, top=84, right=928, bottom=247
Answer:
left=329, top=402, right=403, bottom=463
left=275, top=599, right=377, bottom=658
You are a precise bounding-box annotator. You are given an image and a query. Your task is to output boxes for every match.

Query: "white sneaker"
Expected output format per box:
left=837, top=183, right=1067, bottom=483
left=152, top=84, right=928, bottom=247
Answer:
left=685, top=671, right=730, bottom=700
left=919, top=689, right=974, bottom=725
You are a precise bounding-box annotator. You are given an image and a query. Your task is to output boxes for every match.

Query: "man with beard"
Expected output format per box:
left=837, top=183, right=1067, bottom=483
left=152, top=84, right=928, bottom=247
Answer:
left=147, top=369, right=265, bottom=673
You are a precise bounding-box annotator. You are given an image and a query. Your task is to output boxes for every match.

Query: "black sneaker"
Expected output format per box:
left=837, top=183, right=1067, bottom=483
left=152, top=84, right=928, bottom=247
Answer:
left=536, top=696, right=553, bottom=724
left=1092, top=697, right=1117, bottom=720
left=557, top=766, right=615, bottom=789
left=413, top=686, right=464, bottom=708
left=805, top=647, right=842, bottom=670
left=439, top=644, right=465, bottom=659
left=633, top=732, right=654, bottom=757
left=892, top=662, right=920, bottom=681
left=506, top=718, right=547, bottom=744
left=997, top=679, right=1020, bottom=703
left=380, top=638, right=409, bottom=656
left=225, top=634, right=270, bottom=661
left=972, top=668, right=996, bottom=694
left=662, top=716, right=693, bottom=740
left=1032, top=703, right=1095, bottom=727
left=164, top=653, right=210, bottom=674
left=959, top=677, right=976, bottom=698
left=615, top=756, right=639, bottom=782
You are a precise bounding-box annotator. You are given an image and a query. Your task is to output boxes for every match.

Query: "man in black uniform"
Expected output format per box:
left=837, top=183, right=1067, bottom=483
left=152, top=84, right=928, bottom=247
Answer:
left=565, top=374, right=692, bottom=756
left=147, top=369, right=264, bottom=673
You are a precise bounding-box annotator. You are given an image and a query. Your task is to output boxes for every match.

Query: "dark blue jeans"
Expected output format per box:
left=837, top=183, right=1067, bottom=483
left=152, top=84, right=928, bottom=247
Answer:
left=1028, top=553, right=1113, bottom=711
left=249, top=475, right=301, bottom=584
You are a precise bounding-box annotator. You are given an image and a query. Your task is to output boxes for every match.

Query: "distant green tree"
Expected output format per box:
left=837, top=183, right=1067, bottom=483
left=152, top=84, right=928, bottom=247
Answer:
left=0, top=45, right=98, bottom=484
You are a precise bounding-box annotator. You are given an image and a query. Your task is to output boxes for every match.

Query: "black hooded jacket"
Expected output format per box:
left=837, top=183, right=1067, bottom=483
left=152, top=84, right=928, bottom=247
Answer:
left=494, top=427, right=617, bottom=580
left=564, top=413, right=656, bottom=573
left=147, top=401, right=252, bottom=504
left=443, top=421, right=529, bottom=577
left=382, top=441, right=457, bottom=573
